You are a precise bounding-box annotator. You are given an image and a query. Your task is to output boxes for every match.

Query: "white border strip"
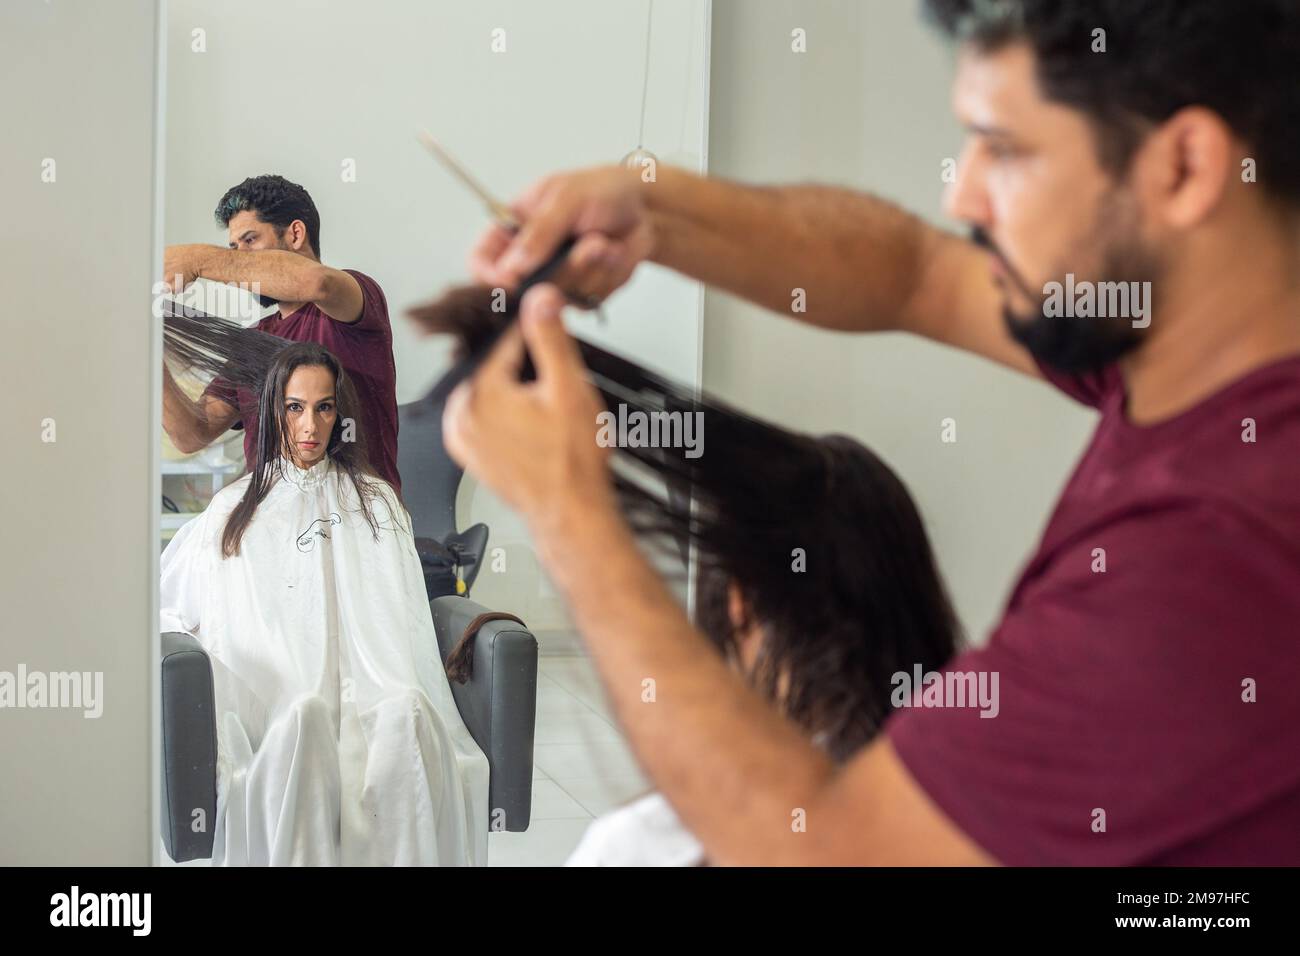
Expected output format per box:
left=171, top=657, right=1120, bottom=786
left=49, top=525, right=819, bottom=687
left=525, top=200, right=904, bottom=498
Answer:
left=148, top=0, right=167, bottom=866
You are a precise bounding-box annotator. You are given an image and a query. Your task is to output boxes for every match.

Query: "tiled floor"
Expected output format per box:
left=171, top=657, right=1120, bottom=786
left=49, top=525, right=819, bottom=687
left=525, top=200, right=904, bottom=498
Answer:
left=488, top=653, right=649, bottom=867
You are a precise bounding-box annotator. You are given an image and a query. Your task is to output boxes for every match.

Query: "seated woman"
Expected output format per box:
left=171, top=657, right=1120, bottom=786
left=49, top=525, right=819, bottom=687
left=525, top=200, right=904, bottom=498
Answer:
left=160, top=341, right=489, bottom=866
left=564, top=435, right=962, bottom=866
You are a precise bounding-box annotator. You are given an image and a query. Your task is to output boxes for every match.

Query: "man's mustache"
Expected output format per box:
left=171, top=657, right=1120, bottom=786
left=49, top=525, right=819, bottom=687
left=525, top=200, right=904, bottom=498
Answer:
left=970, top=227, right=1037, bottom=300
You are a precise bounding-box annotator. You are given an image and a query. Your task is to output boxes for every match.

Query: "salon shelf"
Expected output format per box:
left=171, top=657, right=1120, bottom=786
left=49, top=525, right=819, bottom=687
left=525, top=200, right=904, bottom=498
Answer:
left=161, top=513, right=201, bottom=532
left=161, top=457, right=242, bottom=499
left=160, top=457, right=243, bottom=542
left=161, top=458, right=243, bottom=476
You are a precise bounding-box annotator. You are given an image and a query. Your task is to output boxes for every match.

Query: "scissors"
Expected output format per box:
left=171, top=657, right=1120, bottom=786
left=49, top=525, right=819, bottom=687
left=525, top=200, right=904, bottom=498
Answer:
left=417, top=131, right=522, bottom=231
left=418, top=130, right=611, bottom=321
left=417, top=131, right=605, bottom=314
left=418, top=132, right=616, bottom=402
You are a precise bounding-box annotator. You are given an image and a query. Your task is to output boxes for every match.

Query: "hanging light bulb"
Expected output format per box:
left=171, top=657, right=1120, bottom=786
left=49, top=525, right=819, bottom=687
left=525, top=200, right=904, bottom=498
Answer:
left=621, top=0, right=658, bottom=172
left=621, top=146, right=659, bottom=170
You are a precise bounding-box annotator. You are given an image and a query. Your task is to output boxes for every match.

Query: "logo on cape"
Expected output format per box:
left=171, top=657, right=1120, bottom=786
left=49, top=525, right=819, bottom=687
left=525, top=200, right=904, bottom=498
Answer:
left=296, top=513, right=341, bottom=553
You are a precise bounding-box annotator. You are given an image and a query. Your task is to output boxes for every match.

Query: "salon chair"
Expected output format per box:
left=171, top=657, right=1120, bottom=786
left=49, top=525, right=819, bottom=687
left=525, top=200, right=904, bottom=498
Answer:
left=397, top=395, right=490, bottom=599
left=160, top=595, right=539, bottom=862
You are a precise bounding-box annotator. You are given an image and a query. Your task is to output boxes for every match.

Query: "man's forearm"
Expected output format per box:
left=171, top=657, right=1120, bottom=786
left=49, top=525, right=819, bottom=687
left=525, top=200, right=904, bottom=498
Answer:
left=184, top=246, right=327, bottom=303
left=643, top=166, right=940, bottom=333
left=531, top=499, right=837, bottom=865
left=161, top=365, right=210, bottom=454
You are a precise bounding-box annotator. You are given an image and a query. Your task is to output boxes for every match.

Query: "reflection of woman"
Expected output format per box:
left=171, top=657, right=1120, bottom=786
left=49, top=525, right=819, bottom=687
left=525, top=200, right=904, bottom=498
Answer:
left=160, top=341, right=488, bottom=866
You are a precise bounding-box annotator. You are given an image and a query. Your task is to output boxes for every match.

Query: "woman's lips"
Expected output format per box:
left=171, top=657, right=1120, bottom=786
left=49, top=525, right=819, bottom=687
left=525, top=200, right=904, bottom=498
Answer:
left=298, top=441, right=320, bottom=449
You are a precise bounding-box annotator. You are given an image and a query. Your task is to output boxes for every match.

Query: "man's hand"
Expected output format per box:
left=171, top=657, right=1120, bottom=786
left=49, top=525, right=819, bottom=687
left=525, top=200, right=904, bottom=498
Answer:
left=468, top=166, right=655, bottom=306
left=442, top=284, right=616, bottom=533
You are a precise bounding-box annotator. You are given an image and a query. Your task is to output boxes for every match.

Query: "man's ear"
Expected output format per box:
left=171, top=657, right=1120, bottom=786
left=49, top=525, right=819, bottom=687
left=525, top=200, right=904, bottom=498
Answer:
left=726, top=580, right=749, bottom=631
left=286, top=219, right=310, bottom=253
left=727, top=581, right=767, bottom=674
left=1136, top=105, right=1236, bottom=230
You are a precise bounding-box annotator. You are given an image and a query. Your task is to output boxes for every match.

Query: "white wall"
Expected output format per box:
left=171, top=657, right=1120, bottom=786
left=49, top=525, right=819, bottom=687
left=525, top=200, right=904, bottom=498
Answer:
left=0, top=0, right=160, bottom=864
left=705, top=0, right=1097, bottom=643
left=163, top=0, right=711, bottom=636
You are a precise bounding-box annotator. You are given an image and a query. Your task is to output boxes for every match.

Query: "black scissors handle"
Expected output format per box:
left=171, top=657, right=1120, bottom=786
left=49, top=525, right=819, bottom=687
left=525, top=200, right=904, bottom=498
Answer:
left=426, top=236, right=579, bottom=405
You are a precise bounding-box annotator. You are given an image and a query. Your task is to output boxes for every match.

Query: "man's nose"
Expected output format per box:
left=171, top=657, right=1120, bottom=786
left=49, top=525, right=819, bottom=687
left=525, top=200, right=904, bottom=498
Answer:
left=943, top=143, right=992, bottom=228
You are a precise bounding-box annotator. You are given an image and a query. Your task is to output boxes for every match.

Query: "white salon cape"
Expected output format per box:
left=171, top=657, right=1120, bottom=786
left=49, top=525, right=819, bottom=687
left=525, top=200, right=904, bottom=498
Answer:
left=160, top=457, right=489, bottom=866
left=566, top=732, right=833, bottom=866
left=565, top=793, right=705, bottom=867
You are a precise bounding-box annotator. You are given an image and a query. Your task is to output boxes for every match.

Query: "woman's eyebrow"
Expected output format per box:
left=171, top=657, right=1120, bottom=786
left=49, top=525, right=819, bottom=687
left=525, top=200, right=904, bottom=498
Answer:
left=283, top=395, right=336, bottom=403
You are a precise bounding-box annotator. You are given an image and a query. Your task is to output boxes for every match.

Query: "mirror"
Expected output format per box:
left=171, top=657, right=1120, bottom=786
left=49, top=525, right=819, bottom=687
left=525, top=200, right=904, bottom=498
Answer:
left=158, top=0, right=711, bottom=865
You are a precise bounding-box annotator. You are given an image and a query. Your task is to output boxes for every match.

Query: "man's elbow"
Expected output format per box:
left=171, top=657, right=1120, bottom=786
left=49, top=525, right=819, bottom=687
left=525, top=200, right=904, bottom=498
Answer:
left=165, top=426, right=207, bottom=455
left=173, top=436, right=206, bottom=456
left=307, top=265, right=334, bottom=304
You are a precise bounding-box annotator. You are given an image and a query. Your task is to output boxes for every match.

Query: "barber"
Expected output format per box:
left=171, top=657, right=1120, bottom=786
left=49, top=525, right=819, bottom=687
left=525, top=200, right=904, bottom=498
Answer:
left=443, top=0, right=1300, bottom=864
left=161, top=174, right=401, bottom=492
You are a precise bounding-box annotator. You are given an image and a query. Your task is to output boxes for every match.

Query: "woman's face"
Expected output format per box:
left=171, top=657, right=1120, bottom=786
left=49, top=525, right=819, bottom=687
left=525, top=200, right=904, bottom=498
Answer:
left=281, top=364, right=337, bottom=468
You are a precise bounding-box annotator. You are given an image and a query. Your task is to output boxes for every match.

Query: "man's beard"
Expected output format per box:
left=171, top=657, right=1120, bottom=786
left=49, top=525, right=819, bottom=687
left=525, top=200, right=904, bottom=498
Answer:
left=974, top=192, right=1158, bottom=375
left=1001, top=290, right=1143, bottom=375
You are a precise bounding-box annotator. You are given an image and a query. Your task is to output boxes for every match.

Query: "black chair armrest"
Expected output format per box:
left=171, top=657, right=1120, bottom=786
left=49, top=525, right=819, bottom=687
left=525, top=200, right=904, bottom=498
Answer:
left=431, top=595, right=538, bottom=832
left=160, top=631, right=218, bottom=863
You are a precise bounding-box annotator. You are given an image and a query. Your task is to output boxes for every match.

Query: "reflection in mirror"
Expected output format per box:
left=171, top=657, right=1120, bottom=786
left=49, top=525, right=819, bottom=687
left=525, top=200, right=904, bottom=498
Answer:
left=157, top=0, right=710, bottom=866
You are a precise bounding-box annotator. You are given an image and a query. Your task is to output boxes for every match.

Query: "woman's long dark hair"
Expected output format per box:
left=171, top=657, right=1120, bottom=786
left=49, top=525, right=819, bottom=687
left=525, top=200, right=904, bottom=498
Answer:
left=409, top=285, right=962, bottom=759
left=162, top=308, right=385, bottom=557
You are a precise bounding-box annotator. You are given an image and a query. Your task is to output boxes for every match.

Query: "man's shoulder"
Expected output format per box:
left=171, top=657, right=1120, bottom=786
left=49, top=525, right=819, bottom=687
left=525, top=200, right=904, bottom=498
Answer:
left=1040, top=490, right=1300, bottom=583
left=332, top=269, right=391, bottom=333
left=341, top=269, right=387, bottom=303
left=340, top=267, right=377, bottom=284
left=1042, top=354, right=1300, bottom=555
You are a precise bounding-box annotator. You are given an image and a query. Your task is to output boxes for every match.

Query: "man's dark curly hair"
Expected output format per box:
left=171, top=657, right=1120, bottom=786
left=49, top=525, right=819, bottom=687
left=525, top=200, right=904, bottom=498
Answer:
left=214, top=174, right=322, bottom=258
left=923, top=0, right=1300, bottom=209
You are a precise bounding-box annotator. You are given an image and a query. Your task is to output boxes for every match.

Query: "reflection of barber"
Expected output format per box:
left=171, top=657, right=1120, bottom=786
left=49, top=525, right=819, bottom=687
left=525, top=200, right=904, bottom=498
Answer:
left=161, top=175, right=402, bottom=493
left=444, top=1, right=1300, bottom=864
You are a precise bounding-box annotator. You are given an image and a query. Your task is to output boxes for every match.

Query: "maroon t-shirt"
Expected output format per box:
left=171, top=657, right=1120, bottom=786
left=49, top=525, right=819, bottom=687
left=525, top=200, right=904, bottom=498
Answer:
left=888, top=353, right=1300, bottom=865
left=206, top=269, right=401, bottom=494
